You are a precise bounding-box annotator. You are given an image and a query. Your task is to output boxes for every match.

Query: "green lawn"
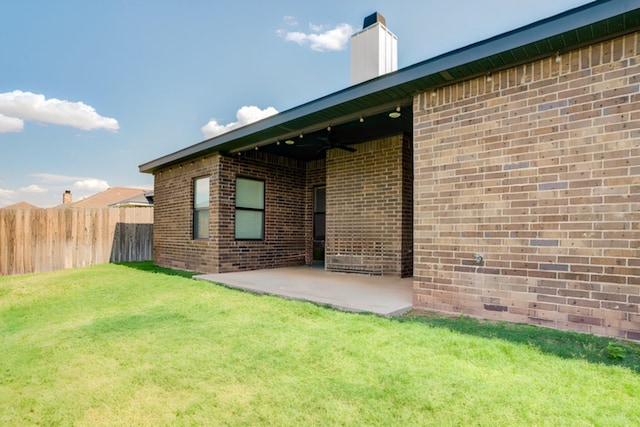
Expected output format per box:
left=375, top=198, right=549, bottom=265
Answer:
left=1, top=263, right=639, bottom=426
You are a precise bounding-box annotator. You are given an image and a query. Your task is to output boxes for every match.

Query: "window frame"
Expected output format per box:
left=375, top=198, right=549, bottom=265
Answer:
left=234, top=176, right=265, bottom=240
left=193, top=176, right=210, bottom=240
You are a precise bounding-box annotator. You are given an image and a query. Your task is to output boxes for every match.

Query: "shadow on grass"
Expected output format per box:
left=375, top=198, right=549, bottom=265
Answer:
left=115, top=261, right=199, bottom=279
left=399, top=310, right=640, bottom=374
left=114, top=262, right=640, bottom=374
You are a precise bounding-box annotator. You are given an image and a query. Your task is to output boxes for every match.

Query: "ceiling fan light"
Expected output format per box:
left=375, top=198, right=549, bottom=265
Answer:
left=389, top=106, right=401, bottom=118
left=285, top=139, right=295, bottom=145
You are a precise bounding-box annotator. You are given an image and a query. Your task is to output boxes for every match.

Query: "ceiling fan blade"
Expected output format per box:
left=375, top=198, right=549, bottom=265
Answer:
left=295, top=130, right=357, bottom=154
left=336, top=145, right=356, bottom=152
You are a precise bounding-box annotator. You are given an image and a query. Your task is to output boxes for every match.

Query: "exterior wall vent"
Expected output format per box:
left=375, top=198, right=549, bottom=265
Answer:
left=350, top=12, right=398, bottom=85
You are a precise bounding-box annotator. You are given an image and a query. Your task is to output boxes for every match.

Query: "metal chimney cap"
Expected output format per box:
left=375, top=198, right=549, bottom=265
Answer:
left=363, top=12, right=385, bottom=29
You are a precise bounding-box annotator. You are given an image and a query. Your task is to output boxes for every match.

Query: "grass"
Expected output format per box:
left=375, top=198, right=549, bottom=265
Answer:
left=401, top=311, right=640, bottom=373
left=0, top=262, right=639, bottom=426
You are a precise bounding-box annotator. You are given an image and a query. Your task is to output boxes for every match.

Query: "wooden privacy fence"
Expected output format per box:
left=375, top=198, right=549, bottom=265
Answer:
left=0, top=207, right=153, bottom=276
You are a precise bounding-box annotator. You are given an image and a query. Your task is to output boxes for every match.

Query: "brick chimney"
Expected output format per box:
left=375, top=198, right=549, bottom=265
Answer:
left=350, top=12, right=398, bottom=85
left=63, top=190, right=72, bottom=204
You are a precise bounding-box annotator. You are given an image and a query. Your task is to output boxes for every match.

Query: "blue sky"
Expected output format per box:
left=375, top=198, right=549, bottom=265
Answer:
left=0, top=0, right=593, bottom=207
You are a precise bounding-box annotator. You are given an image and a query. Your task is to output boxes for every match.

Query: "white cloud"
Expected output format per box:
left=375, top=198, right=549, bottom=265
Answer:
left=0, top=174, right=113, bottom=208
left=31, top=172, right=82, bottom=183
left=0, top=113, right=24, bottom=132
left=202, top=105, right=278, bottom=139
left=0, top=90, right=119, bottom=132
left=0, top=188, right=17, bottom=207
left=18, top=184, right=47, bottom=193
left=283, top=15, right=298, bottom=27
left=30, top=173, right=109, bottom=193
left=279, top=21, right=354, bottom=52
left=72, top=178, right=109, bottom=192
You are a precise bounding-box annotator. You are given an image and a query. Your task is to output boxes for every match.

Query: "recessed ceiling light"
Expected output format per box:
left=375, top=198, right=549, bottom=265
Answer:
left=389, top=106, right=401, bottom=118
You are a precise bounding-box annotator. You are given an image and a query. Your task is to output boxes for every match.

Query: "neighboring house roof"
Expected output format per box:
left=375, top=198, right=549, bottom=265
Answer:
left=1, top=201, right=39, bottom=209
left=63, top=187, right=151, bottom=208
left=139, top=0, right=640, bottom=173
left=109, top=191, right=154, bottom=208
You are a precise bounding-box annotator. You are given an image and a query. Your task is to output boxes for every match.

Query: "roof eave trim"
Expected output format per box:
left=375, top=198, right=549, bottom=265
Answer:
left=139, top=0, right=639, bottom=174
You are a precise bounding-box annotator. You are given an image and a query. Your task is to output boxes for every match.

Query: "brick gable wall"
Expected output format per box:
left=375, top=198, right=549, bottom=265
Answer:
left=413, top=32, right=640, bottom=340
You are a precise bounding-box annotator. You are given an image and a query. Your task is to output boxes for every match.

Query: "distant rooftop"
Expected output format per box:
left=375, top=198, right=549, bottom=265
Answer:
left=62, top=187, right=152, bottom=208
left=1, top=201, right=40, bottom=210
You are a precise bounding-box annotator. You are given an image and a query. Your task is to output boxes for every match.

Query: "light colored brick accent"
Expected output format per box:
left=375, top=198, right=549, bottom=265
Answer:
left=413, top=32, right=640, bottom=340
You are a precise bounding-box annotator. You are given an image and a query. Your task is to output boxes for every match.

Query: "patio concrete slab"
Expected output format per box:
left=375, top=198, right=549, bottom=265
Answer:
left=194, top=266, right=413, bottom=316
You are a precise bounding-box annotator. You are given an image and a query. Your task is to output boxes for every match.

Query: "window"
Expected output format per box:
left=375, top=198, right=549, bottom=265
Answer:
left=193, top=177, right=210, bottom=239
left=235, top=177, right=264, bottom=240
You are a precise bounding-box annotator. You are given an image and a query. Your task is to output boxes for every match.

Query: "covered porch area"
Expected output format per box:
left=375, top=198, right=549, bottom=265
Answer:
left=195, top=266, right=413, bottom=316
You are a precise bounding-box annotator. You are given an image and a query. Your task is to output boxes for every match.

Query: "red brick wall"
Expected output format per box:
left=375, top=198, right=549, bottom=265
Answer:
left=413, top=33, right=640, bottom=340
left=216, top=152, right=307, bottom=272
left=326, top=135, right=413, bottom=277
left=153, top=155, right=219, bottom=273
left=153, top=139, right=413, bottom=276
left=153, top=151, right=308, bottom=274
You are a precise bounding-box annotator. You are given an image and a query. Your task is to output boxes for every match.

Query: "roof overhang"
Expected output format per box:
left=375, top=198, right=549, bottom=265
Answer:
left=140, top=0, right=640, bottom=173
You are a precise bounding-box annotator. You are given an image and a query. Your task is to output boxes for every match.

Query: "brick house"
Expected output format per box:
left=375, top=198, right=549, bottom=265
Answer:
left=140, top=0, right=640, bottom=340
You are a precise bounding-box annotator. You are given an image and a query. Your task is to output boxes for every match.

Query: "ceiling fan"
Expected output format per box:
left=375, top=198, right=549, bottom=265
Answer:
left=315, top=130, right=357, bottom=154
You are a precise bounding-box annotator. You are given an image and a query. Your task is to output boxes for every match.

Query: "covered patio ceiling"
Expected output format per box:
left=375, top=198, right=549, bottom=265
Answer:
left=241, top=105, right=413, bottom=162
